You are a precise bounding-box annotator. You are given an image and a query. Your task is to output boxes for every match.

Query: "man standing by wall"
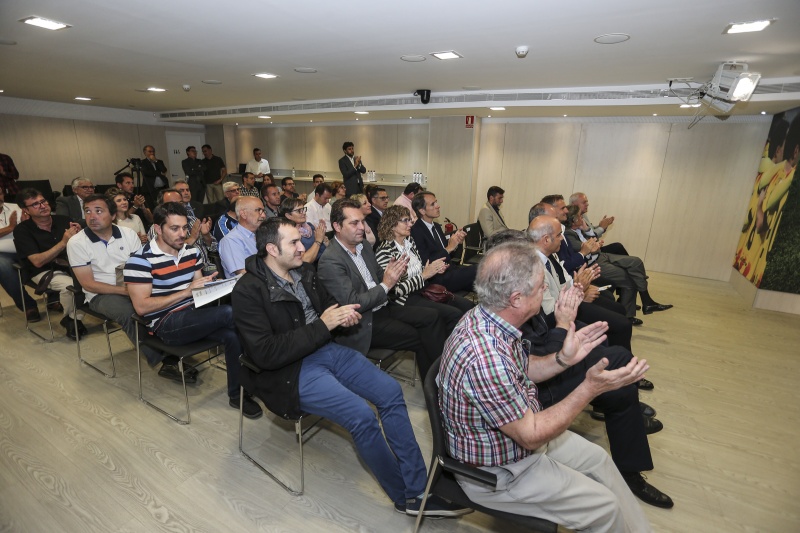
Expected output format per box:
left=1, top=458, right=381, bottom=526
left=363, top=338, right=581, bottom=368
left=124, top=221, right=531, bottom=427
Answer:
left=339, top=141, right=366, bottom=197
left=245, top=148, right=271, bottom=184
left=201, top=144, right=227, bottom=204
left=182, top=146, right=207, bottom=205
left=140, top=145, right=169, bottom=207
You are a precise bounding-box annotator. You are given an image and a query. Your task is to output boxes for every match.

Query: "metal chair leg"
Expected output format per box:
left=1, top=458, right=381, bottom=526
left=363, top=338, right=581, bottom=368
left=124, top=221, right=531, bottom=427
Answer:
left=239, top=384, right=306, bottom=495
left=413, top=458, right=442, bottom=533
left=73, top=292, right=119, bottom=378
left=136, top=327, right=191, bottom=425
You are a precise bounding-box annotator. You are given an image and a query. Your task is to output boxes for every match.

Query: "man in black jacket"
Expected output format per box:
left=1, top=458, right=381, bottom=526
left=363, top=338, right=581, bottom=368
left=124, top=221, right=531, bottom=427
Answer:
left=231, top=218, right=469, bottom=519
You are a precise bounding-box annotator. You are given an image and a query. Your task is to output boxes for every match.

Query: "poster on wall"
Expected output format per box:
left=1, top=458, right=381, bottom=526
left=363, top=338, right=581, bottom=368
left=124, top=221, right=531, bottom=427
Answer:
left=733, top=105, right=800, bottom=292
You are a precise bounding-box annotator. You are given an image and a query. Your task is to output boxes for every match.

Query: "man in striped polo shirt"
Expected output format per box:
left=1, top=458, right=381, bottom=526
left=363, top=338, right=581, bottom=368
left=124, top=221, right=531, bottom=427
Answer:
left=124, top=201, right=262, bottom=419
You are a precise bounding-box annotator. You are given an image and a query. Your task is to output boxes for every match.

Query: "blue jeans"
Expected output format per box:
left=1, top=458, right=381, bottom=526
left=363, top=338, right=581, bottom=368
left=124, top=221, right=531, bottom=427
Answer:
left=155, top=305, right=241, bottom=399
left=0, top=251, right=37, bottom=311
left=298, top=343, right=427, bottom=504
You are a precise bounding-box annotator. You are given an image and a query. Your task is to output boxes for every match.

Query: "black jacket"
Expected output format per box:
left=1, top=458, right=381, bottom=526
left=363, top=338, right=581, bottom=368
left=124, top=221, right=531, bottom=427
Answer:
left=231, top=255, right=336, bottom=418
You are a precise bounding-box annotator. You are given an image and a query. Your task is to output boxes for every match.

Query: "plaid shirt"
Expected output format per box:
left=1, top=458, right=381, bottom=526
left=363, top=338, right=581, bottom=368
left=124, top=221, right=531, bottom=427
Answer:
left=239, top=185, right=261, bottom=198
left=0, top=153, right=20, bottom=195
left=438, top=305, right=542, bottom=467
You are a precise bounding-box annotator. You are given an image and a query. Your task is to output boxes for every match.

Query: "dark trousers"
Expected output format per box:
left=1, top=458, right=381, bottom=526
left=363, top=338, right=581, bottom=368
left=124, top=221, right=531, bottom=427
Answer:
left=430, top=263, right=477, bottom=293
left=600, top=242, right=628, bottom=256
left=405, top=292, right=472, bottom=335
left=370, top=302, right=447, bottom=380
left=189, top=177, right=206, bottom=205
left=536, top=345, right=653, bottom=474
left=577, top=299, right=632, bottom=351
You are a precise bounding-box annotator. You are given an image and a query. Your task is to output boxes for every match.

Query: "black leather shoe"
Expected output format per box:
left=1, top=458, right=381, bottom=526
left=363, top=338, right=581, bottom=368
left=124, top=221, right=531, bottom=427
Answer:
left=643, top=416, right=663, bottom=435
left=640, top=402, right=656, bottom=418
left=623, top=472, right=674, bottom=508
left=158, top=362, right=198, bottom=384
left=637, top=378, right=654, bottom=390
left=26, top=308, right=42, bottom=323
left=642, top=303, right=673, bottom=315
left=630, top=317, right=643, bottom=326
left=230, top=394, right=263, bottom=419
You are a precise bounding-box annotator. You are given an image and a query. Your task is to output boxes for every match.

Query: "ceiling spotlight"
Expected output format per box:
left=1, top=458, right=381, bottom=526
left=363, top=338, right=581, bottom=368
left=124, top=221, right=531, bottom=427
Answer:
left=761, top=111, right=767, bottom=115
left=709, top=62, right=761, bottom=102
left=258, top=116, right=271, bottom=119
left=563, top=114, right=568, bottom=117
left=400, top=55, right=426, bottom=63
left=489, top=107, right=505, bottom=111
left=431, top=50, right=462, bottom=60
left=20, top=16, right=71, bottom=31
left=354, top=111, right=369, bottom=115
left=653, top=113, right=658, bottom=116
left=723, top=19, right=775, bottom=34
left=253, top=73, right=278, bottom=79
left=74, top=97, right=92, bottom=101
left=146, top=87, right=166, bottom=92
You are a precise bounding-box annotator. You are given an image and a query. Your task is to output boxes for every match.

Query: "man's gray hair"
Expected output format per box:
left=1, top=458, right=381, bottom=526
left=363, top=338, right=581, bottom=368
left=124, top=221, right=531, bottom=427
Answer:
left=222, top=181, right=239, bottom=192
left=71, top=176, right=91, bottom=189
left=568, top=192, right=585, bottom=205
left=527, top=216, right=556, bottom=242
left=476, top=241, right=543, bottom=311
left=528, top=202, right=550, bottom=223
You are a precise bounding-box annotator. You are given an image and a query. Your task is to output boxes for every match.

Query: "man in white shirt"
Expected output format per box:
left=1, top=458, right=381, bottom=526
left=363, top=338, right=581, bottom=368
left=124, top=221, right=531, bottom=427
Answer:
left=305, top=183, right=332, bottom=229
left=245, top=148, right=271, bottom=183
left=67, top=194, right=157, bottom=360
left=0, top=188, right=39, bottom=319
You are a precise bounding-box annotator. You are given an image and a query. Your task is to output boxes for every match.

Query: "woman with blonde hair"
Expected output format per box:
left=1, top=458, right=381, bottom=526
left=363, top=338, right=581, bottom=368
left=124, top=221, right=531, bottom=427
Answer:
left=349, top=193, right=377, bottom=246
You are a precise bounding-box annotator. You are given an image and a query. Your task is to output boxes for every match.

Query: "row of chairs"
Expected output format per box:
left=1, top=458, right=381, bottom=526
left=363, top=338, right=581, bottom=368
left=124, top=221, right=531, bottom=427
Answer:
left=10, top=261, right=555, bottom=531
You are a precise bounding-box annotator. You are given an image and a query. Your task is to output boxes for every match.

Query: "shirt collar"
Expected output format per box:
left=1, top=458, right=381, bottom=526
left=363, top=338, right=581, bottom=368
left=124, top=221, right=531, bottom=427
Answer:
left=149, top=237, right=188, bottom=259
left=335, top=236, right=362, bottom=257
left=85, top=225, right=122, bottom=244
left=478, top=305, right=522, bottom=342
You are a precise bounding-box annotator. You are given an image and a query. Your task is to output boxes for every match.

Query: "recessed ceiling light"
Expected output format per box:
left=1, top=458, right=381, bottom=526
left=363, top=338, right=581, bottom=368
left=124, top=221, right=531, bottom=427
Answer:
left=147, top=87, right=166, bottom=92
left=593, top=33, right=630, bottom=45
left=258, top=115, right=271, bottom=119
left=0, top=90, right=4, bottom=93
left=761, top=111, right=767, bottom=115
left=431, top=50, right=462, bottom=60
left=354, top=111, right=369, bottom=115
left=253, top=73, right=278, bottom=79
left=653, top=113, right=658, bottom=116
left=20, top=16, right=71, bottom=31
left=563, top=114, right=568, bottom=117
left=489, top=107, right=505, bottom=111
left=355, top=118, right=359, bottom=121
left=310, top=120, right=313, bottom=123
left=74, top=97, right=92, bottom=101
left=487, top=115, right=491, bottom=118
left=723, top=19, right=775, bottom=34
left=400, top=55, right=426, bottom=63
left=202, top=79, right=223, bottom=85
left=409, top=117, right=413, bottom=119
left=294, top=67, right=317, bottom=74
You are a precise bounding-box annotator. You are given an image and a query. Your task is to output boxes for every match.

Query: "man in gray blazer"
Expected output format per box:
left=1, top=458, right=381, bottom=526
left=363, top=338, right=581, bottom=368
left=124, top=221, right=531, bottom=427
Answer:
left=317, top=199, right=446, bottom=380
left=55, top=177, right=94, bottom=227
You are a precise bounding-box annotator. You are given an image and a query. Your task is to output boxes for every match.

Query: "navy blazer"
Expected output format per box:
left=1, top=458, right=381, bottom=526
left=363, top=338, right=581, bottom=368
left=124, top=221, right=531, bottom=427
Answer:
left=338, top=155, right=366, bottom=197
left=410, top=219, right=451, bottom=264
left=558, top=236, right=586, bottom=276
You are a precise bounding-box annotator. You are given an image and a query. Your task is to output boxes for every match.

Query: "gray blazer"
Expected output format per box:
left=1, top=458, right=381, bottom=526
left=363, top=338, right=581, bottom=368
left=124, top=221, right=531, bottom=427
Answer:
left=317, top=238, right=388, bottom=355
left=55, top=195, right=87, bottom=228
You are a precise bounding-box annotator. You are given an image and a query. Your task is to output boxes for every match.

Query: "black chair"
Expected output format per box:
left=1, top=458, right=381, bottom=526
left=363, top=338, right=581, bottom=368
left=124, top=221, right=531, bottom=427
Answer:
left=14, top=262, right=59, bottom=342
left=366, top=348, right=416, bottom=386
left=16, top=179, right=59, bottom=207
left=66, top=269, right=124, bottom=378
left=414, top=357, right=558, bottom=533
left=133, top=314, right=224, bottom=424
left=238, top=353, right=322, bottom=495
left=459, top=222, right=485, bottom=266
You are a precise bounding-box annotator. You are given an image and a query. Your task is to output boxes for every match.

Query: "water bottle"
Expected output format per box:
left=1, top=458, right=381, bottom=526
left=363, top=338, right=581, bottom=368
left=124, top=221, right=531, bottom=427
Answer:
left=292, top=167, right=296, bottom=178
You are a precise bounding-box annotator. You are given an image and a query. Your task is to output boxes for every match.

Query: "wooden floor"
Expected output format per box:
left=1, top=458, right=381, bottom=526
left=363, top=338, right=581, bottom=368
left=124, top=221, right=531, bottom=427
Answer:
left=1, top=272, right=799, bottom=532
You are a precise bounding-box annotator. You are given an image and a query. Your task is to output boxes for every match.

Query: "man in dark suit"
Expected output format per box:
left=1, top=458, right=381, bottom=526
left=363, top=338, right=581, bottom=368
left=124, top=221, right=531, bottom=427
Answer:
left=409, top=191, right=476, bottom=293
left=338, top=141, right=366, bottom=197
left=140, top=145, right=169, bottom=208
left=55, top=177, right=94, bottom=227
left=364, top=186, right=388, bottom=244
left=317, top=199, right=446, bottom=380
left=181, top=145, right=206, bottom=205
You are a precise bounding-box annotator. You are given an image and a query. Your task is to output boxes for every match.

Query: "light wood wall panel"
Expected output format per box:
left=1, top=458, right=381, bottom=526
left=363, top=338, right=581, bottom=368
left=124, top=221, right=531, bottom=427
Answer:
left=474, top=122, right=506, bottom=222
left=573, top=123, right=671, bottom=258
left=396, top=124, right=429, bottom=176
left=73, top=120, right=141, bottom=185
left=498, top=123, right=583, bottom=231
left=427, top=117, right=477, bottom=227
left=646, top=122, right=769, bottom=280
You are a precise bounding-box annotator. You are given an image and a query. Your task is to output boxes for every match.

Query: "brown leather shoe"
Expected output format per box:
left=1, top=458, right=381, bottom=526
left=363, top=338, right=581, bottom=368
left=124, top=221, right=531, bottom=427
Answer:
left=26, top=308, right=42, bottom=322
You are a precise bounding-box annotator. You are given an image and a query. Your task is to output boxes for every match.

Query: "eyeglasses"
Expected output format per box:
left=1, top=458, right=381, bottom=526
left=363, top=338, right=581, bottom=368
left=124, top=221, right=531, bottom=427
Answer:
left=376, top=196, right=389, bottom=201
left=291, top=207, right=308, bottom=214
left=25, top=199, right=49, bottom=209
left=253, top=208, right=265, bottom=214
left=77, top=185, right=95, bottom=190
left=399, top=218, right=413, bottom=224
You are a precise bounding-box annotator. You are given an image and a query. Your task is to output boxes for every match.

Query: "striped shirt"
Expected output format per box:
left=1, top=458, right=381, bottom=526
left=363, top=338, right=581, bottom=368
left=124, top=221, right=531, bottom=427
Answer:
left=124, top=239, right=202, bottom=330
left=438, top=305, right=542, bottom=467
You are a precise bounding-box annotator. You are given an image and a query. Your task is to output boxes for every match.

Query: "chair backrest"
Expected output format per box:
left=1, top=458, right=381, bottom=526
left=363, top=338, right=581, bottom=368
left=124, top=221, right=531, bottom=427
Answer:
left=463, top=223, right=484, bottom=249
left=67, top=267, right=88, bottom=308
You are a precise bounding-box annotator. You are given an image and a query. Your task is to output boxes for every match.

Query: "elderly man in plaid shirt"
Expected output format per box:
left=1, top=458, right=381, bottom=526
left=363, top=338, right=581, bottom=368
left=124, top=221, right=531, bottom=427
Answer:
left=438, top=240, right=653, bottom=532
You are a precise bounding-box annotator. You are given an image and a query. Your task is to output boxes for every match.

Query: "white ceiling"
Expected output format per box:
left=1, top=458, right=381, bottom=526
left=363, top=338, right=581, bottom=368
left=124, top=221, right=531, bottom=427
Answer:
left=1, top=0, right=799, bottom=124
